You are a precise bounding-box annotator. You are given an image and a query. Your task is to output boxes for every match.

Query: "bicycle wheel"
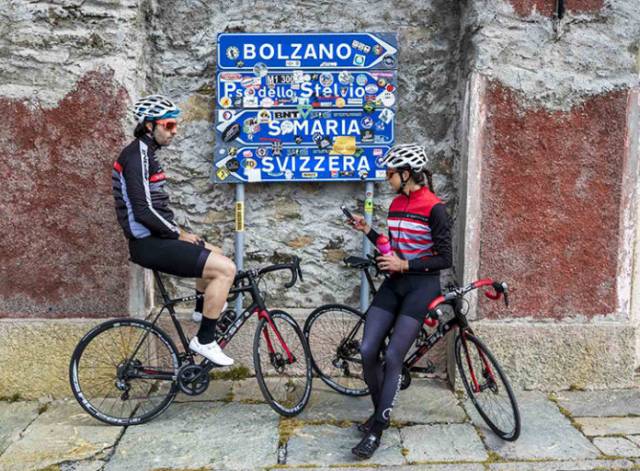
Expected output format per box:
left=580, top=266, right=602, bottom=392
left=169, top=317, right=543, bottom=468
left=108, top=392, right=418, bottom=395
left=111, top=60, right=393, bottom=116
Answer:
left=253, top=310, right=312, bottom=417
left=303, top=304, right=369, bottom=396
left=69, top=318, right=180, bottom=426
left=455, top=331, right=521, bottom=441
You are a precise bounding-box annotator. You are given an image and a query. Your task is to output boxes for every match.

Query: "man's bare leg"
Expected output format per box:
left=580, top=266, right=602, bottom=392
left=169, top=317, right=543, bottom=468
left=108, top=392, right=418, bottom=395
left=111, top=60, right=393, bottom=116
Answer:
left=193, top=243, right=227, bottom=322
left=189, top=250, right=236, bottom=365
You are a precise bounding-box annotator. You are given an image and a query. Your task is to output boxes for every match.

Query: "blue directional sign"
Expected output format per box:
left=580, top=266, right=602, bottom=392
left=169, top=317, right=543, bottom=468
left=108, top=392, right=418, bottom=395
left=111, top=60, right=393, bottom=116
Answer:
left=217, top=70, right=397, bottom=109
left=214, top=145, right=391, bottom=183
left=218, top=33, right=398, bottom=70
left=216, top=108, right=395, bottom=147
left=213, top=32, right=398, bottom=183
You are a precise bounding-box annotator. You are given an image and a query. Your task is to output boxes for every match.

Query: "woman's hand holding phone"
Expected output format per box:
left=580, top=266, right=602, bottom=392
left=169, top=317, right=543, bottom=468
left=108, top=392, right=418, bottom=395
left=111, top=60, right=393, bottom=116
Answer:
left=341, top=205, right=369, bottom=233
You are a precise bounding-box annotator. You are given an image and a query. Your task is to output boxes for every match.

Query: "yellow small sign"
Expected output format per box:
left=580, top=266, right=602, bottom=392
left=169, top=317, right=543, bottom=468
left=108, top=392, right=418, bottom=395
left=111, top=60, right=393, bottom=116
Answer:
left=330, top=136, right=356, bottom=155
left=216, top=167, right=230, bottom=180
left=364, top=198, right=374, bottom=214
left=235, top=202, right=245, bottom=232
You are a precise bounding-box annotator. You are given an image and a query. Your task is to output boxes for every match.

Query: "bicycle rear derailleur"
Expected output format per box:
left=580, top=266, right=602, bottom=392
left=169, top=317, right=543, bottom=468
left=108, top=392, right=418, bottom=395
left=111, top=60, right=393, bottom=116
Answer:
left=177, top=364, right=210, bottom=396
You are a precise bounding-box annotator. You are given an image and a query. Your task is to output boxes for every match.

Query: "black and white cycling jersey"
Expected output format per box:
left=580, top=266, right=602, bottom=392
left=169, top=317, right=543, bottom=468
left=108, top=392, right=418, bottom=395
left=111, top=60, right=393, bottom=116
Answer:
left=112, top=134, right=180, bottom=240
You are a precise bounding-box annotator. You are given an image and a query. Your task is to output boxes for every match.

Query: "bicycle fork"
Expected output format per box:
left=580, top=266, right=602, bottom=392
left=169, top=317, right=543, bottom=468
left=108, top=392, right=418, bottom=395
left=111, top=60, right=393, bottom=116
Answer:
left=460, top=330, right=497, bottom=393
left=258, top=310, right=295, bottom=364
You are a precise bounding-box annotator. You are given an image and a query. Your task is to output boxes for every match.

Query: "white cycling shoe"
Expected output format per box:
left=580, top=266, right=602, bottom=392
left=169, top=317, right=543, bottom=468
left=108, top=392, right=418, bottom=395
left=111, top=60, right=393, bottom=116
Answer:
left=189, top=337, right=234, bottom=366
left=192, top=301, right=228, bottom=323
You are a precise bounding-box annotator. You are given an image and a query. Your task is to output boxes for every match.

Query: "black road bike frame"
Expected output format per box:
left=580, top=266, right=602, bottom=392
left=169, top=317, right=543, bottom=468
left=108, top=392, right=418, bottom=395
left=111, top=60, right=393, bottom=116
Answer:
left=124, top=257, right=304, bottom=383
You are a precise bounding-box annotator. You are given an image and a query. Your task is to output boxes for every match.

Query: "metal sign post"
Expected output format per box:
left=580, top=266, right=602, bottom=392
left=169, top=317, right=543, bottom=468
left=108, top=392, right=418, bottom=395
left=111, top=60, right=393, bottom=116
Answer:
left=360, top=182, right=375, bottom=312
left=234, top=183, right=245, bottom=314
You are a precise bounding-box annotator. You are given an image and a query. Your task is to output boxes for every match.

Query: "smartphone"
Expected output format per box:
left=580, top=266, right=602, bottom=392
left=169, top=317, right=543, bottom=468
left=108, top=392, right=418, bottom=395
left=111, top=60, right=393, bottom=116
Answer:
left=340, top=205, right=356, bottom=223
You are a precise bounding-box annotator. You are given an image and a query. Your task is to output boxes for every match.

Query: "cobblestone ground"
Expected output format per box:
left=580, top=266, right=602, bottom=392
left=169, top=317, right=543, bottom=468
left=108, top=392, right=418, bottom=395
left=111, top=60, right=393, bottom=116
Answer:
left=1, top=379, right=640, bottom=471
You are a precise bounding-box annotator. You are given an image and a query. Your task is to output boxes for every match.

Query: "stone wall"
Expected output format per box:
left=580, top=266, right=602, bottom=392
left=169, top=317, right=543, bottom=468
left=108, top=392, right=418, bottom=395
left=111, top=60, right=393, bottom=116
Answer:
left=456, top=0, right=640, bottom=389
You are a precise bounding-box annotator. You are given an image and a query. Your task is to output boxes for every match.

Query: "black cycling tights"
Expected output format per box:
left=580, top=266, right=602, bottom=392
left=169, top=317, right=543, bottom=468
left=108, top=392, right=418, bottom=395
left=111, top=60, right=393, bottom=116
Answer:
left=360, top=306, right=422, bottom=424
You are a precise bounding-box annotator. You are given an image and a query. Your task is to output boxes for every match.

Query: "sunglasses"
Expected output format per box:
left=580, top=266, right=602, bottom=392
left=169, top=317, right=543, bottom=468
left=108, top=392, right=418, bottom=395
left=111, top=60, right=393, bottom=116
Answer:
left=156, top=119, right=178, bottom=131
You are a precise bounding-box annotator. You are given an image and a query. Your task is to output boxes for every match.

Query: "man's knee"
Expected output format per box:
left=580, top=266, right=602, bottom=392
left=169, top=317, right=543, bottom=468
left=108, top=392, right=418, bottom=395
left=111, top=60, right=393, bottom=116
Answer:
left=203, top=254, right=236, bottom=280
left=223, top=258, right=236, bottom=279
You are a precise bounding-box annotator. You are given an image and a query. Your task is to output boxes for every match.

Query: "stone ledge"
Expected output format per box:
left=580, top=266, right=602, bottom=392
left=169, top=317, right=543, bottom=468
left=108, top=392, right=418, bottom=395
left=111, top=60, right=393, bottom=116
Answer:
left=1, top=317, right=635, bottom=399
left=465, top=321, right=636, bottom=391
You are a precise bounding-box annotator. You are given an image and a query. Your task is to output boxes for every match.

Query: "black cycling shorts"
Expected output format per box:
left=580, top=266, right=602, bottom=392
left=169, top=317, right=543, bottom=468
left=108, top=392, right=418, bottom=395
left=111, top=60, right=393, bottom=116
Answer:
left=129, top=236, right=211, bottom=278
left=370, top=274, right=442, bottom=321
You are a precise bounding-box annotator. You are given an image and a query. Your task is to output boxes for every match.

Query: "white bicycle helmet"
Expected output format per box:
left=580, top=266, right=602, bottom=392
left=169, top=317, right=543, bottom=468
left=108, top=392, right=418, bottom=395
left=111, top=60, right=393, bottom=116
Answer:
left=133, top=95, right=180, bottom=122
left=380, top=143, right=428, bottom=170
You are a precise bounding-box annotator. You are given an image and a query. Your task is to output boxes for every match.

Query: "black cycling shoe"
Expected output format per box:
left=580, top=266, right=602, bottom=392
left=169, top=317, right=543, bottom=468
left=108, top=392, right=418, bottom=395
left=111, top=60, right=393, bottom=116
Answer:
left=351, top=432, right=381, bottom=459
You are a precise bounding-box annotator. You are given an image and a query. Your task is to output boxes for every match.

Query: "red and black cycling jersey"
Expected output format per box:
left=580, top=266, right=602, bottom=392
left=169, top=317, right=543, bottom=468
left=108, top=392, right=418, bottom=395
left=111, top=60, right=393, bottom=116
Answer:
left=367, top=186, right=452, bottom=274
left=112, top=134, right=180, bottom=240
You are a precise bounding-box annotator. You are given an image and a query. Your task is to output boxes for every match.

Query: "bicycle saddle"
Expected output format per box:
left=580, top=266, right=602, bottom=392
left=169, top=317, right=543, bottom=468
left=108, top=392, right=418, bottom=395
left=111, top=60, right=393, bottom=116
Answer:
left=343, top=256, right=372, bottom=269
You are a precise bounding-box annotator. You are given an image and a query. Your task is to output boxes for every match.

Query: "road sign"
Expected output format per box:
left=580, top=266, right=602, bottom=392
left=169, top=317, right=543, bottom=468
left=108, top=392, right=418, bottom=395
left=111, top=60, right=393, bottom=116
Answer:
left=216, top=108, right=395, bottom=147
left=213, top=32, right=398, bottom=183
left=218, top=33, right=398, bottom=70
left=217, top=70, right=397, bottom=109
left=214, top=145, right=390, bottom=183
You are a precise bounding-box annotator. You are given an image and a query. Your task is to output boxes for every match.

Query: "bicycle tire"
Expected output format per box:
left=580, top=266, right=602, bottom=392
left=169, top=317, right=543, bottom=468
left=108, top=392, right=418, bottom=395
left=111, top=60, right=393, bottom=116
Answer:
left=69, top=318, right=180, bottom=426
left=303, top=303, right=369, bottom=397
left=253, top=310, right=312, bottom=417
left=455, top=331, right=521, bottom=441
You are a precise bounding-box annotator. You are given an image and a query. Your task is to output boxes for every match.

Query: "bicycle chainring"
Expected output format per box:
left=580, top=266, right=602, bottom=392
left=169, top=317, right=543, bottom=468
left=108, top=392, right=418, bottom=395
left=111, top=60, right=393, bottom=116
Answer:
left=177, top=364, right=210, bottom=396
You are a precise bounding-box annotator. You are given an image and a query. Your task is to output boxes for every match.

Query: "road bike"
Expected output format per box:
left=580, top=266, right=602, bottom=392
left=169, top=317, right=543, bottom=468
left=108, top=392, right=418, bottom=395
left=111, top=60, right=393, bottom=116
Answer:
left=303, top=255, right=520, bottom=441
left=70, top=257, right=312, bottom=425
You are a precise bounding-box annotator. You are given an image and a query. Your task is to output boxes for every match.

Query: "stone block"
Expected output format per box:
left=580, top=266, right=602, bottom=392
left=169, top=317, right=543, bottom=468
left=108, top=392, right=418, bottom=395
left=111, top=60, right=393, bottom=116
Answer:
left=464, top=391, right=599, bottom=460
left=0, top=401, right=39, bottom=455
left=105, top=402, right=279, bottom=471
left=467, top=322, right=635, bottom=390
left=593, top=437, right=640, bottom=458
left=0, top=400, right=123, bottom=471
left=575, top=417, right=640, bottom=436
left=400, top=423, right=488, bottom=463
left=0, top=319, right=104, bottom=399
left=556, top=389, right=640, bottom=417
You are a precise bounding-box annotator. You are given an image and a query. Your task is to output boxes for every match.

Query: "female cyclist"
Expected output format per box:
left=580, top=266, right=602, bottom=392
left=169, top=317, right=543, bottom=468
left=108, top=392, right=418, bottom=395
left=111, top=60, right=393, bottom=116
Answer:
left=348, top=144, right=452, bottom=459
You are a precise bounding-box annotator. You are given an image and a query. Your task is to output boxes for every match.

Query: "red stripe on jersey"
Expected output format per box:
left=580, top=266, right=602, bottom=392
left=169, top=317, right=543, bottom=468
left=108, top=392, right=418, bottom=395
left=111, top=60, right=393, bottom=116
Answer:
left=149, top=172, right=166, bottom=182
left=388, top=217, right=430, bottom=227
left=113, top=161, right=123, bottom=173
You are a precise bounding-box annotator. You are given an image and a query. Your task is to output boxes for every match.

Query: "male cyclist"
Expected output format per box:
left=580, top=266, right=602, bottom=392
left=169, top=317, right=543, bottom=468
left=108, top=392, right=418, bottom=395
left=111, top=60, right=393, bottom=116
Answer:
left=112, top=95, right=235, bottom=366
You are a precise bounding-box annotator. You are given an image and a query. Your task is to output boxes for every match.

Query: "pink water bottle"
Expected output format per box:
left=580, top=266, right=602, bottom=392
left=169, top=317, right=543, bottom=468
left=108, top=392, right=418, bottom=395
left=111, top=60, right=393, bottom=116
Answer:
left=376, top=235, right=391, bottom=255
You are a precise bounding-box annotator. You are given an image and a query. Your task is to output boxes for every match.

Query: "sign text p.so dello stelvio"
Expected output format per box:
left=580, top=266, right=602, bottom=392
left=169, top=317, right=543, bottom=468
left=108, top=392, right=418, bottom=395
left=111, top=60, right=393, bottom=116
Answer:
left=213, top=33, right=398, bottom=183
